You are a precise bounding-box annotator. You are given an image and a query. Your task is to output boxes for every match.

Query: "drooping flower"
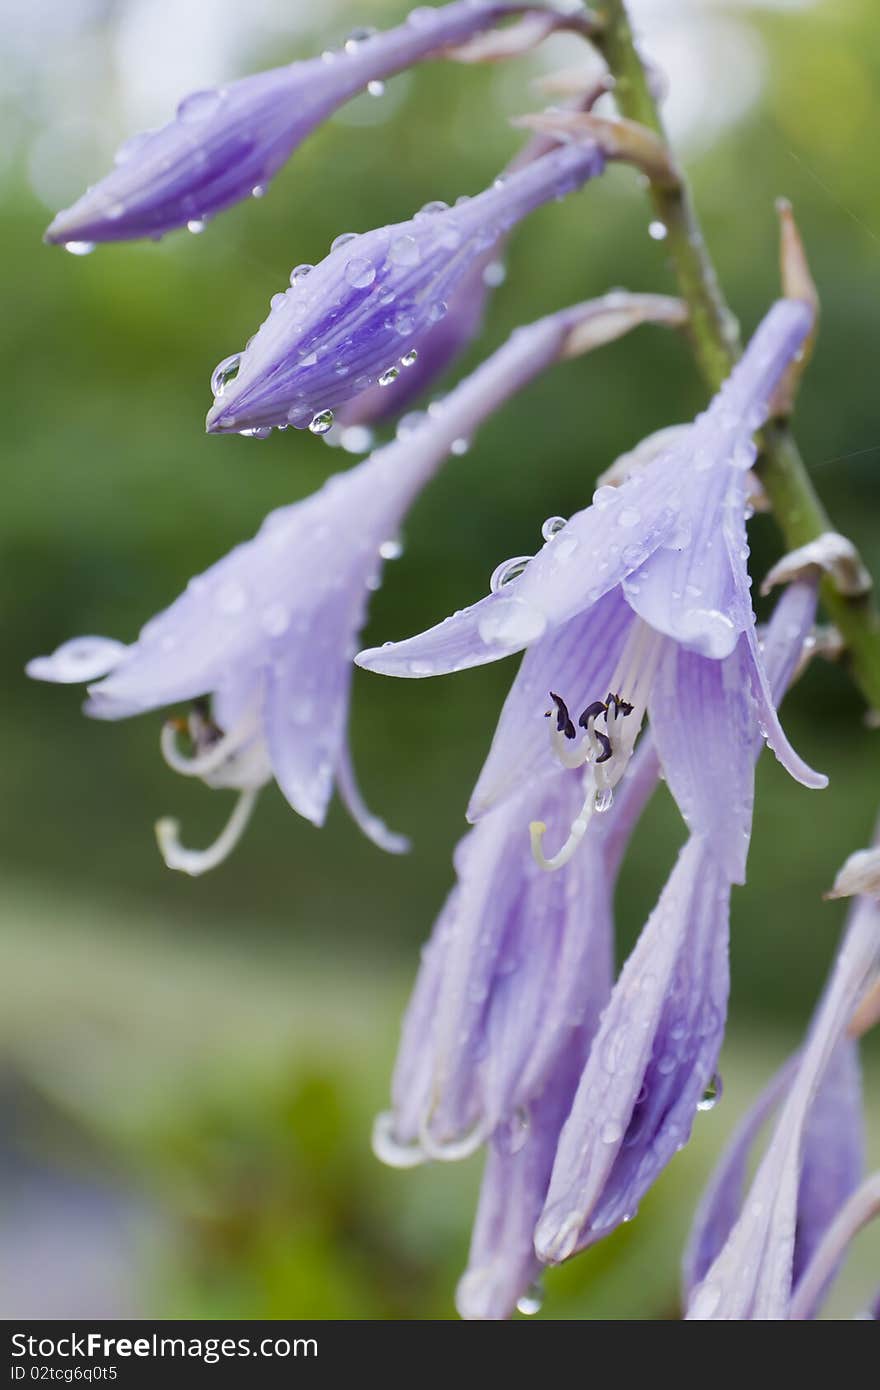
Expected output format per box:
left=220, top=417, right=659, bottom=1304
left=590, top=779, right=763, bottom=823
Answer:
left=45, top=1, right=590, bottom=249
left=532, top=579, right=820, bottom=1264
left=205, top=140, right=608, bottom=437
left=28, top=293, right=679, bottom=874
left=358, top=300, right=827, bottom=882
left=685, top=857, right=880, bottom=1320
left=334, top=100, right=594, bottom=433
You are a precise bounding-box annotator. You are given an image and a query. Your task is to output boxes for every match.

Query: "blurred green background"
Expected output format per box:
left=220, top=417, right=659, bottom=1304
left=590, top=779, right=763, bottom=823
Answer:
left=1, top=0, right=878, bottom=1319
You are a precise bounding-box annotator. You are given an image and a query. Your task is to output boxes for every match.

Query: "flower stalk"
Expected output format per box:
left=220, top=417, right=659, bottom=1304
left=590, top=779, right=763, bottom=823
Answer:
left=596, top=0, right=880, bottom=714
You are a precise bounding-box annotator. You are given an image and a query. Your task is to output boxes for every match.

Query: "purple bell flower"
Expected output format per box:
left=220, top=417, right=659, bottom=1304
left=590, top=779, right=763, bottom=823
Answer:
left=532, top=579, right=820, bottom=1264
left=45, top=1, right=587, bottom=248
left=205, top=140, right=607, bottom=437
left=28, top=294, right=675, bottom=874
left=685, top=866, right=880, bottom=1320
left=358, top=301, right=827, bottom=882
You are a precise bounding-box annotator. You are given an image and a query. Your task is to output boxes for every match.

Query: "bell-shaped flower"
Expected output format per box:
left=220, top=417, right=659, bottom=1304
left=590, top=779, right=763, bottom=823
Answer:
left=685, top=865, right=880, bottom=1320
left=28, top=294, right=677, bottom=874
left=532, top=579, right=821, bottom=1263
left=205, top=140, right=609, bottom=437
left=45, top=1, right=587, bottom=249
left=358, top=300, right=827, bottom=883
left=374, top=739, right=658, bottom=1168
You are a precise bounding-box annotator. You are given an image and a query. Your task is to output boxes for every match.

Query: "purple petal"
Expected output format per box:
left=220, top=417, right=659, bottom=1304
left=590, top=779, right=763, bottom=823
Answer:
left=535, top=836, right=731, bottom=1263
left=468, top=587, right=635, bottom=817
left=687, top=894, right=880, bottom=1320
left=649, top=637, right=754, bottom=883
left=682, top=1055, right=798, bottom=1301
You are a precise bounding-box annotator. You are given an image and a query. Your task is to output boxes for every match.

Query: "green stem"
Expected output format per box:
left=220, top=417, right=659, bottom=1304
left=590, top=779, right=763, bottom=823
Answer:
left=596, top=0, right=880, bottom=711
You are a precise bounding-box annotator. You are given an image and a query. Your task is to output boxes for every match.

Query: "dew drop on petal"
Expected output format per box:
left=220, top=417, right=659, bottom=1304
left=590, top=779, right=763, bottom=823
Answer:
left=309, top=410, right=334, bottom=435
left=697, top=1073, right=723, bottom=1112
left=64, top=241, right=95, bottom=256
left=177, top=89, right=223, bottom=124
left=210, top=353, right=241, bottom=398
left=380, top=539, right=404, bottom=560
left=592, top=484, right=618, bottom=510
left=490, top=555, right=532, bottom=593
left=331, top=232, right=358, bottom=252
left=367, top=79, right=385, bottom=97
left=378, top=366, right=399, bottom=387
left=618, top=507, right=641, bottom=528
left=601, top=1120, right=623, bottom=1144
left=483, top=260, right=506, bottom=288
left=541, top=515, right=567, bottom=541
left=388, top=235, right=420, bottom=267
left=290, top=263, right=314, bottom=285
left=417, top=199, right=449, bottom=216
left=516, top=1281, right=544, bottom=1317
left=400, top=348, right=418, bottom=368
left=344, top=26, right=377, bottom=51
left=345, top=256, right=376, bottom=288
left=478, top=597, right=546, bottom=647
left=251, top=184, right=267, bottom=199
left=594, top=787, right=614, bottom=813
left=186, top=218, right=205, bottom=234
left=450, top=437, right=469, bottom=456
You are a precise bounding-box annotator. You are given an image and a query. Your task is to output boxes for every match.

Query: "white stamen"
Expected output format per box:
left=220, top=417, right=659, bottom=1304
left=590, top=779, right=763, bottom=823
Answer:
left=160, top=709, right=259, bottom=779
left=530, top=770, right=597, bottom=871
left=537, top=618, right=666, bottom=870
left=155, top=787, right=259, bottom=876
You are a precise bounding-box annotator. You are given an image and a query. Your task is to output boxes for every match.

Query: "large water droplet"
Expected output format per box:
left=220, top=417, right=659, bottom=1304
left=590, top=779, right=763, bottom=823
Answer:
left=177, top=89, right=223, bottom=124
left=345, top=256, right=376, bottom=289
left=309, top=410, right=334, bottom=435
left=490, top=555, right=532, bottom=593
left=541, top=515, right=567, bottom=542
left=211, top=354, right=242, bottom=398
left=592, top=484, right=618, bottom=510
left=697, top=1073, right=722, bottom=1112
left=516, top=1281, right=544, bottom=1317
left=478, top=596, right=546, bottom=647
left=388, top=235, right=420, bottom=267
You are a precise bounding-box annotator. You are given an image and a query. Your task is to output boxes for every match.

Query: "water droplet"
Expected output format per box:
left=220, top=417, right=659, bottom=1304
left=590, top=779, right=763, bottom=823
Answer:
left=64, top=241, right=95, bottom=256
left=378, top=366, right=399, bottom=387
left=428, top=300, right=448, bottom=323
left=648, top=220, right=668, bottom=241
left=331, top=232, right=358, bottom=252
left=309, top=410, right=334, bottom=435
left=618, top=507, right=641, bottom=528
left=400, top=348, right=418, bottom=368
left=396, top=411, right=426, bottom=438
left=187, top=218, right=206, bottom=234
left=541, top=515, right=567, bottom=542
left=483, top=260, right=506, bottom=288
left=367, top=79, right=385, bottom=97
left=697, top=1073, right=722, bottom=1112
left=478, top=596, right=546, bottom=647
left=260, top=603, right=290, bottom=637
left=516, top=1281, right=543, bottom=1317
left=239, top=426, right=272, bottom=439
left=251, top=184, right=267, bottom=199
left=344, top=26, right=377, bottom=52
left=450, top=437, right=469, bottom=456
left=215, top=582, right=246, bottom=616
left=114, top=131, right=152, bottom=165
left=210, top=353, right=241, bottom=398
left=490, top=555, right=531, bottom=592
left=270, top=291, right=286, bottom=310
left=344, top=256, right=376, bottom=289
left=594, top=787, right=614, bottom=813
left=592, top=484, right=618, bottom=509
left=290, top=263, right=313, bottom=285
left=601, top=1120, right=623, bottom=1144
left=417, top=199, right=449, bottom=216
left=388, top=235, right=420, bottom=267
left=380, top=539, right=404, bottom=560
left=177, top=89, right=223, bottom=124
left=393, top=310, right=415, bottom=335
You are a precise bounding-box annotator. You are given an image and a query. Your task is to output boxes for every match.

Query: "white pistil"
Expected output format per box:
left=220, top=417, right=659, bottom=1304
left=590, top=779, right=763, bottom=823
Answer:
left=155, top=787, right=259, bottom=876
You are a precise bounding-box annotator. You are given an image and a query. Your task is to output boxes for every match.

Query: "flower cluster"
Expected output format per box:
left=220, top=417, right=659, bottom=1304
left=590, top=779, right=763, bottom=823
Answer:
left=31, top=0, right=879, bottom=1322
